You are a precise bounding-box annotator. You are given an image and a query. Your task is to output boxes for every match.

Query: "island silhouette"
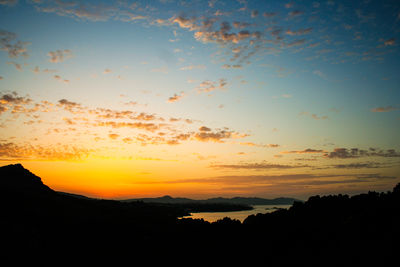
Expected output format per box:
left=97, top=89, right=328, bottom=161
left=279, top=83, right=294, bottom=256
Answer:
left=1, top=163, right=399, bottom=264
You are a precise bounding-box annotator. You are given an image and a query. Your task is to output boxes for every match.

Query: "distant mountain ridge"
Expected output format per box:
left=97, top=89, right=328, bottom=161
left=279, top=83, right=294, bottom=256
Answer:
left=0, top=164, right=299, bottom=205
left=124, top=195, right=299, bottom=205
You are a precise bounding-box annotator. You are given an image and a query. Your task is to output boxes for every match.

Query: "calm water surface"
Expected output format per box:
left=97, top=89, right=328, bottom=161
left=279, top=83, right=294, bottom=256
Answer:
left=182, top=204, right=292, bottom=222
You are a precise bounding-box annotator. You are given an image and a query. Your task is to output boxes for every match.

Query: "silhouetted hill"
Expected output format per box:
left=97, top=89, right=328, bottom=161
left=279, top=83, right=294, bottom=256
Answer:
left=125, top=195, right=253, bottom=212
left=205, top=196, right=298, bottom=205
left=0, top=163, right=54, bottom=195
left=127, top=195, right=196, bottom=204
left=125, top=195, right=298, bottom=205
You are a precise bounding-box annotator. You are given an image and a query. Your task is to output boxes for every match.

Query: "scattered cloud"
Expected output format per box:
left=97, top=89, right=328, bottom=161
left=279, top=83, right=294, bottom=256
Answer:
left=222, top=64, right=242, bottom=69
left=103, top=68, right=112, bottom=74
left=95, top=121, right=161, bottom=132
left=58, top=99, right=84, bottom=113
left=194, top=127, right=238, bottom=143
left=48, top=49, right=72, bottom=63
left=34, top=0, right=119, bottom=22
left=0, top=92, right=32, bottom=114
left=0, top=142, right=91, bottom=161
left=0, top=30, right=30, bottom=58
left=6, top=61, right=22, bottom=71
left=196, top=79, right=227, bottom=94
left=54, top=75, right=70, bottom=83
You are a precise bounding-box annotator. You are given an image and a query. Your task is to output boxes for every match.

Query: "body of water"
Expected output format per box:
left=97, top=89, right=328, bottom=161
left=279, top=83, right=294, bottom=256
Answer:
left=182, top=204, right=292, bottom=222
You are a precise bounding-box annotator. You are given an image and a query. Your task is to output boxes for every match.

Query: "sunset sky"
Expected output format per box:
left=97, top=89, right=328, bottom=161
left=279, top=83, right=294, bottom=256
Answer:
left=1, top=0, right=399, bottom=199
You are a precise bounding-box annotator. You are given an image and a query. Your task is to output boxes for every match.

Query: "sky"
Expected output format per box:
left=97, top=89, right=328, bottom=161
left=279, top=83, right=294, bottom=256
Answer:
left=0, top=0, right=399, bottom=199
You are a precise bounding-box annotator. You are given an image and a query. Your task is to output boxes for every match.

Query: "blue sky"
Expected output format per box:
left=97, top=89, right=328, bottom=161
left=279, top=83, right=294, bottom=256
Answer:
left=0, top=0, right=399, bottom=199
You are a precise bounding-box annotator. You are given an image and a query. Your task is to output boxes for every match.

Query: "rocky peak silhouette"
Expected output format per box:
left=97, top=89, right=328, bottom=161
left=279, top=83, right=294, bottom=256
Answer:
left=0, top=163, right=54, bottom=194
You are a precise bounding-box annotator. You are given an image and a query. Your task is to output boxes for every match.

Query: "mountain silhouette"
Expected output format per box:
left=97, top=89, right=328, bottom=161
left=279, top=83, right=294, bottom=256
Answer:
left=0, top=163, right=54, bottom=195
left=126, top=195, right=298, bottom=205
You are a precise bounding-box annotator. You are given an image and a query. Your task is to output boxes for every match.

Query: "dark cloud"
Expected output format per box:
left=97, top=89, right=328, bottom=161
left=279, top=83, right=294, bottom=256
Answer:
left=324, top=148, right=400, bottom=159
left=199, top=126, right=211, bottom=132
left=332, top=162, right=383, bottom=169
left=0, top=92, right=32, bottom=115
left=281, top=148, right=325, bottom=154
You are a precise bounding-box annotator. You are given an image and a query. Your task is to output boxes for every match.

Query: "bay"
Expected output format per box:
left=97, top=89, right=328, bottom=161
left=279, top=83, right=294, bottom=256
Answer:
left=182, top=204, right=292, bottom=222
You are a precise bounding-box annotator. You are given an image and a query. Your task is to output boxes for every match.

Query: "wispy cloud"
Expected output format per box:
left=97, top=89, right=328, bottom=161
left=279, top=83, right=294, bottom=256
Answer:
left=6, top=61, right=22, bottom=71
left=210, top=161, right=310, bottom=170
left=285, top=28, right=312, bottom=36
left=281, top=149, right=325, bottom=154
left=371, top=106, right=398, bottom=112
left=0, top=0, right=18, bottom=6
left=180, top=64, right=206, bottom=71
left=299, top=111, right=328, bottom=120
